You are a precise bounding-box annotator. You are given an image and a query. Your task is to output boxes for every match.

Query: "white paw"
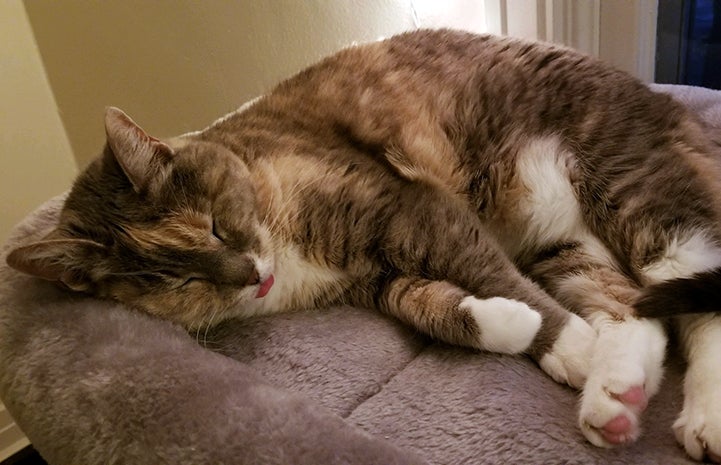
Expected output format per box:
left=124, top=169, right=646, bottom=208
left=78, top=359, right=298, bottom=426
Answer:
left=674, top=391, right=721, bottom=463
left=674, top=316, right=721, bottom=462
left=460, top=296, right=541, bottom=354
left=579, top=317, right=667, bottom=447
left=539, top=313, right=595, bottom=389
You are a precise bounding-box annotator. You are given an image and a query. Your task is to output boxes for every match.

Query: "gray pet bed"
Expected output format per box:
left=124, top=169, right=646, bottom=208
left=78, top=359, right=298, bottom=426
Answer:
left=2, top=84, right=720, bottom=465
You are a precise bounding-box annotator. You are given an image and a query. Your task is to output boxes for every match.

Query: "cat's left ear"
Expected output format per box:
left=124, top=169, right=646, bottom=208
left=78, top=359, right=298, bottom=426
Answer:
left=6, top=236, right=107, bottom=292
left=104, top=107, right=175, bottom=194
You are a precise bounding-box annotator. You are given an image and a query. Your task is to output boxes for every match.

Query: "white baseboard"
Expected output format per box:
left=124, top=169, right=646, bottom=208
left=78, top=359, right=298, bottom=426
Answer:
left=0, top=403, right=30, bottom=461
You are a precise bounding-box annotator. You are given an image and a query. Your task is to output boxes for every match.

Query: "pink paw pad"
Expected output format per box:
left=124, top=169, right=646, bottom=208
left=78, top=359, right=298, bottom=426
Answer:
left=613, top=385, right=648, bottom=412
left=598, top=386, right=647, bottom=444
left=601, top=414, right=633, bottom=444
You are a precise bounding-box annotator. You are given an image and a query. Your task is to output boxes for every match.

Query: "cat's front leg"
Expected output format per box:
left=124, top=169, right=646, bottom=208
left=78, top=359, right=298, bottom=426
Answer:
left=536, top=312, right=596, bottom=389
left=372, top=275, right=542, bottom=355
left=379, top=187, right=595, bottom=388
left=371, top=273, right=594, bottom=388
left=523, top=239, right=667, bottom=446
left=674, top=314, right=721, bottom=463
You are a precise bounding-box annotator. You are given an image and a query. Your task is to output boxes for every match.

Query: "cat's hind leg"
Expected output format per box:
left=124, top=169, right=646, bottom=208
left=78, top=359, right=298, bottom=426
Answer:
left=498, top=134, right=665, bottom=443
left=378, top=182, right=596, bottom=388
left=624, top=209, right=721, bottom=459
left=523, top=236, right=667, bottom=447
left=636, top=269, right=721, bottom=462
left=674, top=314, right=721, bottom=463
left=635, top=230, right=721, bottom=461
left=557, top=224, right=721, bottom=452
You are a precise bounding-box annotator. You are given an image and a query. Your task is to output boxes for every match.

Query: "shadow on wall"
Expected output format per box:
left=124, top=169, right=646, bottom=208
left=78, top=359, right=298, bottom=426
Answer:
left=23, top=1, right=423, bottom=168
left=0, top=0, right=76, bottom=244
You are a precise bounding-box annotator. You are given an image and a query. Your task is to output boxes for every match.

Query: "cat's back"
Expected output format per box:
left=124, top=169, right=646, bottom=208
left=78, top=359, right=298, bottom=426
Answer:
left=211, top=29, right=684, bottom=155
left=202, top=29, right=711, bottom=204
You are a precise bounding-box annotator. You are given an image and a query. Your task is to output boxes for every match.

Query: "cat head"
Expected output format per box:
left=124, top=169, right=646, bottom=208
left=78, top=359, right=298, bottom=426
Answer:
left=7, top=107, right=274, bottom=329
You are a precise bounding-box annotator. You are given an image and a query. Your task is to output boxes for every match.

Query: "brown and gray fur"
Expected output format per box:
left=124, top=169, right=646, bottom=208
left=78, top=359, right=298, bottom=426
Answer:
left=8, top=29, right=721, bottom=458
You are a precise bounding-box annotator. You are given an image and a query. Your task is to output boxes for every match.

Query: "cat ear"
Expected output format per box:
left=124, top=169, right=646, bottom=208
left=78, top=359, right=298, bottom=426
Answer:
left=104, top=107, right=174, bottom=194
left=6, top=237, right=106, bottom=292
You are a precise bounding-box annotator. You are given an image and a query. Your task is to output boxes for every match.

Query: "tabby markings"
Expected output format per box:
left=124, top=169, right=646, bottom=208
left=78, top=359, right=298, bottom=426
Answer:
left=642, top=230, right=721, bottom=458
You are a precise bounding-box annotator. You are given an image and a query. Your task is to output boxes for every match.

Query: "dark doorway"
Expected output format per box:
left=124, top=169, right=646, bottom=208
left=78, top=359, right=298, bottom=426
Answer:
left=656, top=0, right=721, bottom=89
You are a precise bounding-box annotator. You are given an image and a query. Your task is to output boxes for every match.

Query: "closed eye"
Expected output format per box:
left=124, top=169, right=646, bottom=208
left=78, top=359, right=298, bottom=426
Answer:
left=212, top=219, right=227, bottom=243
left=173, top=276, right=207, bottom=289
left=212, top=219, right=251, bottom=250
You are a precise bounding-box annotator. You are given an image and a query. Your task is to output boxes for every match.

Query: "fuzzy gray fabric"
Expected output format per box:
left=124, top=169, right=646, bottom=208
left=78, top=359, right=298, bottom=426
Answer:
left=1, top=84, right=719, bottom=465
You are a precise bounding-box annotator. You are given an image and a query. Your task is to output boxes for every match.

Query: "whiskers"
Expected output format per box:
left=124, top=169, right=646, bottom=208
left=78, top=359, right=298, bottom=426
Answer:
left=191, top=312, right=246, bottom=355
left=195, top=306, right=222, bottom=348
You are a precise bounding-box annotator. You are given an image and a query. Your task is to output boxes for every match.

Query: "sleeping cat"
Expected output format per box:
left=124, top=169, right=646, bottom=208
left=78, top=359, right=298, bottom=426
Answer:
left=7, top=29, right=721, bottom=461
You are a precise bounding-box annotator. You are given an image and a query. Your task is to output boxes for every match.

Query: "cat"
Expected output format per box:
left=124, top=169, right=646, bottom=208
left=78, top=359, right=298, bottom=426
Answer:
left=7, top=29, right=721, bottom=461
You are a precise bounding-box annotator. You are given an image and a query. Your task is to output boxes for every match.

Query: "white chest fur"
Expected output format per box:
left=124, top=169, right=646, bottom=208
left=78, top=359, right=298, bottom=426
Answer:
left=243, top=245, right=347, bottom=317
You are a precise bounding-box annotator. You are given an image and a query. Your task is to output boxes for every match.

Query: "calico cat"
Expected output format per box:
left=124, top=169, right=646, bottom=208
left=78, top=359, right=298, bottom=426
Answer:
left=7, top=29, right=721, bottom=461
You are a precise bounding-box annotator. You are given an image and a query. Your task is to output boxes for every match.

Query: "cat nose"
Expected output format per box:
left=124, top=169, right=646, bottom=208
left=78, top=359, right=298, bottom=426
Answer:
left=246, top=268, right=260, bottom=286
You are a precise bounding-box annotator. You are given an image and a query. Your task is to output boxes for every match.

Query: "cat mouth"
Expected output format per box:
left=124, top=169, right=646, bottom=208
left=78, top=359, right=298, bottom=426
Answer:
left=256, top=274, right=275, bottom=298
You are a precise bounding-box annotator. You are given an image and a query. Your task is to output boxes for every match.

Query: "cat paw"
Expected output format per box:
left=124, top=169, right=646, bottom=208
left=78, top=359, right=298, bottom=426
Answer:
left=578, top=317, right=667, bottom=447
left=581, top=384, right=649, bottom=446
left=673, top=372, right=721, bottom=462
left=674, top=402, right=721, bottom=463
left=539, top=313, right=595, bottom=389
left=461, top=296, right=541, bottom=354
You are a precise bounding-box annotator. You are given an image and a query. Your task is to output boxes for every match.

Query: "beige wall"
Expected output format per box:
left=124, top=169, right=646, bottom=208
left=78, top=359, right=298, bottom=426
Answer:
left=599, top=0, right=658, bottom=82
left=24, top=0, right=418, bottom=168
left=0, top=0, right=77, bottom=244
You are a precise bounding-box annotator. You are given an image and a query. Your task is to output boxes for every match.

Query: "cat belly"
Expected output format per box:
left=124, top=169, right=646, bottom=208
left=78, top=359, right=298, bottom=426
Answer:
left=486, top=135, right=602, bottom=261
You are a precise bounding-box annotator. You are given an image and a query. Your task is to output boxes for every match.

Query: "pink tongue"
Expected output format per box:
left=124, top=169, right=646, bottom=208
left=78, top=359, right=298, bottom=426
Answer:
left=256, top=274, right=274, bottom=298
